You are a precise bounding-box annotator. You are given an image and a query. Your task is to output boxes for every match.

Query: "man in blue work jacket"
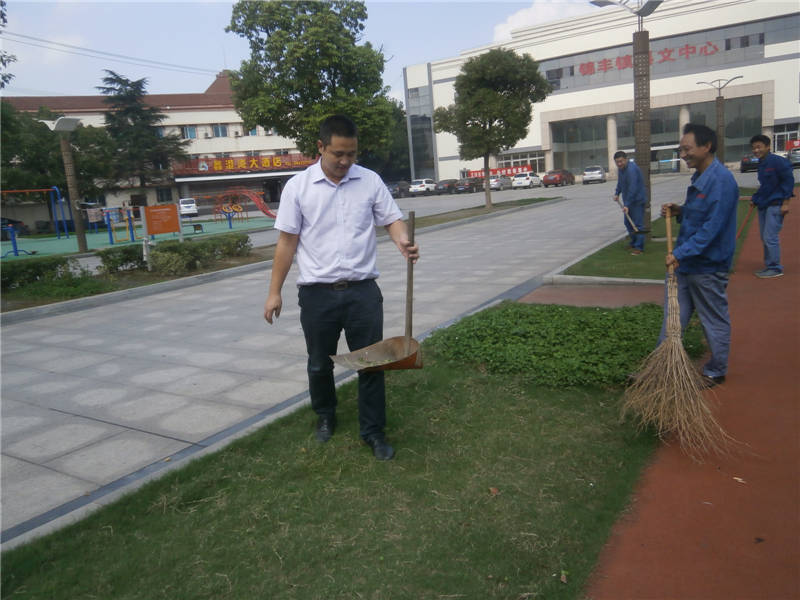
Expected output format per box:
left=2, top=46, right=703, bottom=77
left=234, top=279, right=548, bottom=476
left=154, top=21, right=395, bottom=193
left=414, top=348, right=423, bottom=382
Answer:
left=661, top=123, right=738, bottom=388
left=749, top=134, right=794, bottom=278
left=614, top=150, right=646, bottom=255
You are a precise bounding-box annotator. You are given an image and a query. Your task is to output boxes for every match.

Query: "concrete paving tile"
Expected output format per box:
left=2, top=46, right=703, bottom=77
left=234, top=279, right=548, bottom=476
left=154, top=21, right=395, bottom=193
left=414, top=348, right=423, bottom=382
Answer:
left=0, top=365, right=46, bottom=386
left=4, top=421, right=122, bottom=463
left=160, top=370, right=253, bottom=398
left=105, top=392, right=190, bottom=423
left=3, top=346, right=113, bottom=374
left=222, top=378, right=306, bottom=408
left=44, top=430, right=191, bottom=485
left=1, top=456, right=95, bottom=531
left=156, top=402, right=256, bottom=441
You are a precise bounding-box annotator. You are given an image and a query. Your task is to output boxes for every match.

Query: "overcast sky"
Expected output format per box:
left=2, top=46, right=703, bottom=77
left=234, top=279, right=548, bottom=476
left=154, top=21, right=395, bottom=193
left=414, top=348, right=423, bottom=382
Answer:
left=2, top=1, right=601, bottom=102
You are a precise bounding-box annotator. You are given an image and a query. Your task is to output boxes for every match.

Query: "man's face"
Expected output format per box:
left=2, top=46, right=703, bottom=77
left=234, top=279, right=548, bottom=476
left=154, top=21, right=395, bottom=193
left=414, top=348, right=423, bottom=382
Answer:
left=317, top=135, right=357, bottom=183
left=751, top=140, right=770, bottom=159
left=679, top=132, right=712, bottom=170
left=614, top=156, right=628, bottom=171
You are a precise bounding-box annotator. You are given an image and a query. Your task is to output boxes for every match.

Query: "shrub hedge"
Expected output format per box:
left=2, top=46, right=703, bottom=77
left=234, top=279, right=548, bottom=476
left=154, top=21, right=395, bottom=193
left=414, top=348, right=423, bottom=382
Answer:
left=1, top=255, right=78, bottom=290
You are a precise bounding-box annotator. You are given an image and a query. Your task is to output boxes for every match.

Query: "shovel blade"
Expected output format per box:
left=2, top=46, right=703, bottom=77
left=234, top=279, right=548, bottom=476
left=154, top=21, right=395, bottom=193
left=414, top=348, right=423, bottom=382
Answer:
left=331, top=336, right=422, bottom=372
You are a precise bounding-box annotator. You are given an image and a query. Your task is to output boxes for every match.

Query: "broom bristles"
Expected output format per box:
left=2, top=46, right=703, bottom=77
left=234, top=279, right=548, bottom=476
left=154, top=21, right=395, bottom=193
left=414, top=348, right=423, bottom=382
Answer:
left=623, top=273, right=734, bottom=459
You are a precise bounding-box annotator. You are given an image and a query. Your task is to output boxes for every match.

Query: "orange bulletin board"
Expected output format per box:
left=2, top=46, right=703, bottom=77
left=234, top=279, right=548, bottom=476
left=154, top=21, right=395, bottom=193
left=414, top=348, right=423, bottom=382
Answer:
left=145, top=204, right=180, bottom=235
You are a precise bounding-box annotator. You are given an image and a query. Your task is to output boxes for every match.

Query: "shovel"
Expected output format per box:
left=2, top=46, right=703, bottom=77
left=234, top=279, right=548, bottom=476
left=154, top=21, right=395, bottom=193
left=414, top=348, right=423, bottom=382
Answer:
left=614, top=196, right=650, bottom=234
left=330, top=211, right=422, bottom=373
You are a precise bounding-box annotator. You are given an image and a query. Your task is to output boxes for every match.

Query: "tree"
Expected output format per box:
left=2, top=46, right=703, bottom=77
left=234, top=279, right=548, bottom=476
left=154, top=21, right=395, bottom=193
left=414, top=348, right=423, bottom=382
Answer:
left=434, top=48, right=551, bottom=207
left=1, top=102, right=113, bottom=201
left=358, top=99, right=410, bottom=181
left=227, top=0, right=394, bottom=159
left=97, top=70, right=189, bottom=189
left=0, top=0, right=17, bottom=88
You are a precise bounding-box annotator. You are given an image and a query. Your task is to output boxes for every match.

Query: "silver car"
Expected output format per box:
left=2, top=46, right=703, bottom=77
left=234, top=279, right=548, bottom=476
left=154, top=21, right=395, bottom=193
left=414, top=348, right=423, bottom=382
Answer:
left=582, top=166, right=607, bottom=184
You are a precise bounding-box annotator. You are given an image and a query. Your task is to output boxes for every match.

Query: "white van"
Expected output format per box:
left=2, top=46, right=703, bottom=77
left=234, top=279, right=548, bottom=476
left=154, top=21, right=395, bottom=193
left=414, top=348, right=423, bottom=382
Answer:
left=178, top=198, right=198, bottom=217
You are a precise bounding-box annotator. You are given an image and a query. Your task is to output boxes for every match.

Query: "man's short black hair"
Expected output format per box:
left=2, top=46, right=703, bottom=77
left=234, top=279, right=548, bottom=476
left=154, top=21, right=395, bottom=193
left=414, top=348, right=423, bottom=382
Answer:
left=319, top=115, right=358, bottom=146
left=683, top=123, right=717, bottom=153
left=750, top=133, right=771, bottom=147
left=613, top=150, right=627, bottom=160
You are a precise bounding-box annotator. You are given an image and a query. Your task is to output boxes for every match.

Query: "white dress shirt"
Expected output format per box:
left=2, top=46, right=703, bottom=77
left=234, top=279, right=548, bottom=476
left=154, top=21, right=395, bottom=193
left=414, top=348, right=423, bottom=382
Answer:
left=274, top=161, right=403, bottom=285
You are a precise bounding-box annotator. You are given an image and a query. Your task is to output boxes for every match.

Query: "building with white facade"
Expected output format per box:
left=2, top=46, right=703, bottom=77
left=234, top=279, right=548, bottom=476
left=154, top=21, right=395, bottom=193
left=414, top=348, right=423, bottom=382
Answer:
left=5, top=72, right=311, bottom=211
left=403, top=0, right=799, bottom=182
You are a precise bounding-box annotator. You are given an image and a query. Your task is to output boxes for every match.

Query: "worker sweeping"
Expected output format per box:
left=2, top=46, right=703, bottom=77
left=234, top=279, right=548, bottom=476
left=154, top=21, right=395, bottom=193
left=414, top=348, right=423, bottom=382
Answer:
left=613, top=150, right=647, bottom=255
left=623, top=123, right=737, bottom=456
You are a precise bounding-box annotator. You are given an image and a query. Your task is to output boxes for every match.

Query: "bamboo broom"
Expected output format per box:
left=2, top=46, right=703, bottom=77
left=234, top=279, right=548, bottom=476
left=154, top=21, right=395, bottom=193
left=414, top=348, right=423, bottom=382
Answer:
left=622, top=206, right=732, bottom=458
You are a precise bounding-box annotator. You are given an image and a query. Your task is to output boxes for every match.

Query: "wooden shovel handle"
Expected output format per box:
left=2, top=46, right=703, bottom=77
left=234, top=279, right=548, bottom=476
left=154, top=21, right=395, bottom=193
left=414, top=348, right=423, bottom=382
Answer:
left=405, top=211, right=415, bottom=352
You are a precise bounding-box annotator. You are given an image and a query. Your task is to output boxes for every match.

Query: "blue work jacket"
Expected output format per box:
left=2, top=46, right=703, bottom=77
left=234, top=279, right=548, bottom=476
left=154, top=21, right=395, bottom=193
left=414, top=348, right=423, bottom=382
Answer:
left=752, top=152, right=794, bottom=208
left=614, top=160, right=646, bottom=207
left=673, top=158, right=739, bottom=274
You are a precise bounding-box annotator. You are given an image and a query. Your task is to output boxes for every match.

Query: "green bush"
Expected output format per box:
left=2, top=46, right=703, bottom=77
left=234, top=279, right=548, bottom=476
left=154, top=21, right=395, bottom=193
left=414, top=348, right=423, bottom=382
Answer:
left=148, top=251, right=191, bottom=276
left=425, top=301, right=704, bottom=387
left=96, top=245, right=146, bottom=273
left=1, top=255, right=77, bottom=290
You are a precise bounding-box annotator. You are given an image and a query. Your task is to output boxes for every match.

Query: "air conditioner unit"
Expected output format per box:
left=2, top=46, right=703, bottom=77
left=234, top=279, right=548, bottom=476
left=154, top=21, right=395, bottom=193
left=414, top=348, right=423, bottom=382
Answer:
left=235, top=132, right=241, bottom=137
left=204, top=133, right=211, bottom=139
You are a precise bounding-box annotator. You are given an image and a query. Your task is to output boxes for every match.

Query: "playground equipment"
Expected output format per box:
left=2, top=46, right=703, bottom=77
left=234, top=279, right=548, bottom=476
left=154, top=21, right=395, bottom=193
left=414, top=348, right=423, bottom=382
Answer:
left=1, top=186, right=72, bottom=239
left=103, top=208, right=143, bottom=245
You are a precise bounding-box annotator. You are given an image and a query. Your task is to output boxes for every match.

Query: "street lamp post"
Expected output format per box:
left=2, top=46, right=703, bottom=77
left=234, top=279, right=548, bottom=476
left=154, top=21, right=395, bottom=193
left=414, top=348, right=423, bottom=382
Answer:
left=42, top=117, right=89, bottom=253
left=590, top=0, right=663, bottom=237
left=696, top=76, right=743, bottom=164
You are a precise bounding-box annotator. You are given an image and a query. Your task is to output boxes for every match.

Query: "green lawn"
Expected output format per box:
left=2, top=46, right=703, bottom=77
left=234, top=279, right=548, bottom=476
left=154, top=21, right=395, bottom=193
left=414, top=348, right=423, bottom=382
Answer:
left=565, top=199, right=756, bottom=279
left=3, top=302, right=691, bottom=599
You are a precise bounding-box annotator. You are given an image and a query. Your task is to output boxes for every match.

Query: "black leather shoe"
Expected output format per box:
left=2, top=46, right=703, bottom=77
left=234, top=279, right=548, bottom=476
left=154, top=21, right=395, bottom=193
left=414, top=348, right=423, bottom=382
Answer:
left=315, top=415, right=335, bottom=443
left=701, top=374, right=726, bottom=388
left=364, top=435, right=395, bottom=461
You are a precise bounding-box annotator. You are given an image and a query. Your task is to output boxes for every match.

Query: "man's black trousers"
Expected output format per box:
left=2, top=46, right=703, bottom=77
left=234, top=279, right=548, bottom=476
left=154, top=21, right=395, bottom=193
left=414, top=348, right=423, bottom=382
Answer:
left=298, top=279, right=386, bottom=440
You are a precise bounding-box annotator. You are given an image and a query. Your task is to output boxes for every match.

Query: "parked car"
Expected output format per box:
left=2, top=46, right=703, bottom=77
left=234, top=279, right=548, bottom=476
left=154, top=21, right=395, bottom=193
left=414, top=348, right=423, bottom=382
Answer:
left=178, top=197, right=199, bottom=217
left=740, top=154, right=760, bottom=173
left=511, top=172, right=541, bottom=189
left=489, top=175, right=512, bottom=191
left=455, top=177, right=483, bottom=193
left=788, top=147, right=800, bottom=169
left=542, top=169, right=575, bottom=187
left=386, top=181, right=410, bottom=198
left=435, top=179, right=458, bottom=194
left=1, top=217, right=30, bottom=241
left=409, top=178, right=436, bottom=195
left=582, top=165, right=607, bottom=184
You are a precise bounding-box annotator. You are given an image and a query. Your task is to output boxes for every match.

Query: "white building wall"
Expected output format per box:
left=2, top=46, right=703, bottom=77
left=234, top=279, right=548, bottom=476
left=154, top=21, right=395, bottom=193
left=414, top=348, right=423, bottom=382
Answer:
left=410, top=0, right=799, bottom=180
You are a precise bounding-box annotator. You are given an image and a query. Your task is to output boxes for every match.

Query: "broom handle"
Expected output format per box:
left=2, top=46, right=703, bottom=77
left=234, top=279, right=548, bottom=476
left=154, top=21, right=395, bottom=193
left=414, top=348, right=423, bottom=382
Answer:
left=665, top=205, right=674, bottom=275
left=404, top=211, right=415, bottom=354
left=615, top=196, right=640, bottom=233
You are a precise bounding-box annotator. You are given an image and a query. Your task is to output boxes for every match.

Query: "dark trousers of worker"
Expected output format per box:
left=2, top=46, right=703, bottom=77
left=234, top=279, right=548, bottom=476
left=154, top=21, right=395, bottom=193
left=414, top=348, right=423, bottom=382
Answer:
left=298, top=280, right=386, bottom=440
left=624, top=202, right=645, bottom=251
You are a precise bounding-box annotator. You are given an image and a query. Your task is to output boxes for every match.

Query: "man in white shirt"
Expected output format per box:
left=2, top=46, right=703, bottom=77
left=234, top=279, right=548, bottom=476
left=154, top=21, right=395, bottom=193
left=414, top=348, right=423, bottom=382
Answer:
left=264, top=115, right=419, bottom=460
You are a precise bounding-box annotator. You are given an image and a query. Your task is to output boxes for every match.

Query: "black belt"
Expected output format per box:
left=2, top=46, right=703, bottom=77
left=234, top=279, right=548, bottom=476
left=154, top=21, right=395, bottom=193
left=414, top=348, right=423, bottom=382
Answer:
left=309, top=279, right=373, bottom=290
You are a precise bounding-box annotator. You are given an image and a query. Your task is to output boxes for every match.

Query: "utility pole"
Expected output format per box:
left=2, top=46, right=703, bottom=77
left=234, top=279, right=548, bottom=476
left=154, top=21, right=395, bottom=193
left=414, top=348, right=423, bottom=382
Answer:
left=697, top=76, right=743, bottom=164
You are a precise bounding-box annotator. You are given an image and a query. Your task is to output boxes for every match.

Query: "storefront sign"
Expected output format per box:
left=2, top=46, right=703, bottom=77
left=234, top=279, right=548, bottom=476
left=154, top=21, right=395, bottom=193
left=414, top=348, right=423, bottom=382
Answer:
left=467, top=165, right=534, bottom=178
left=578, top=41, right=720, bottom=77
left=173, top=153, right=316, bottom=176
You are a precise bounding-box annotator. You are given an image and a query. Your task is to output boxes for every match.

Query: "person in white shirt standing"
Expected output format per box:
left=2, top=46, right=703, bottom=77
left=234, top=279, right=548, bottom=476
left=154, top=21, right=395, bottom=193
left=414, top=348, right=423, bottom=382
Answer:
left=264, top=115, right=419, bottom=460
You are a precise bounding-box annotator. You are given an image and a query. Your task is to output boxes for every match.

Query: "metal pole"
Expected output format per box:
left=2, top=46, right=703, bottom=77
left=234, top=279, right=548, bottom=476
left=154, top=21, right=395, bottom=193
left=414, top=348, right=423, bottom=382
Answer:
left=633, top=29, right=651, bottom=237
left=59, top=135, right=89, bottom=253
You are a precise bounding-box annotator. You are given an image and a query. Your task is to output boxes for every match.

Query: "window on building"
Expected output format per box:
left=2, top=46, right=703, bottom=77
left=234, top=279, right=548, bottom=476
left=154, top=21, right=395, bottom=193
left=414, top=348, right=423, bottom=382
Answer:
left=758, top=32, right=765, bottom=45
left=247, top=127, right=258, bottom=136
left=546, top=67, right=563, bottom=81
left=212, top=124, right=228, bottom=137
left=155, top=127, right=164, bottom=138
left=156, top=187, right=173, bottom=204
left=740, top=35, right=750, bottom=48
left=725, top=38, right=732, bottom=51
left=181, top=126, right=197, bottom=139
left=215, top=152, right=231, bottom=158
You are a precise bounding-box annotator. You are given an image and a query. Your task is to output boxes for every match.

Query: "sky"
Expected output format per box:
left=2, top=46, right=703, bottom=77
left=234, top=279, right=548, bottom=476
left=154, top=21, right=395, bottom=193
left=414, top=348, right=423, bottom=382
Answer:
left=1, top=0, right=602, bottom=102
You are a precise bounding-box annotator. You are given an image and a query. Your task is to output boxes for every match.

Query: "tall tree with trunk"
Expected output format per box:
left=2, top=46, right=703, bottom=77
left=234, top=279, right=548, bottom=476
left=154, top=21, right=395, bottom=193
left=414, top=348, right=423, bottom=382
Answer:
left=97, top=70, right=188, bottom=189
left=434, top=48, right=550, bottom=207
left=227, top=0, right=394, bottom=160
